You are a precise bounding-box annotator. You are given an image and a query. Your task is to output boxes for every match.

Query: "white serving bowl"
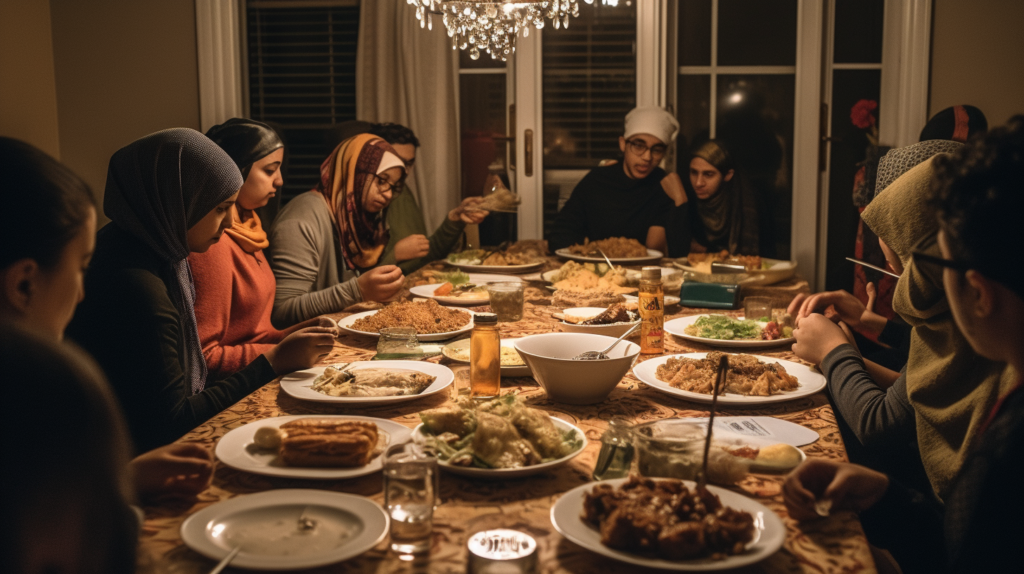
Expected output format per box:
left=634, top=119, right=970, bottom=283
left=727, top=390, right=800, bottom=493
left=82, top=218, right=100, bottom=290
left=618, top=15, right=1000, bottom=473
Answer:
left=514, top=333, right=640, bottom=405
left=558, top=307, right=640, bottom=338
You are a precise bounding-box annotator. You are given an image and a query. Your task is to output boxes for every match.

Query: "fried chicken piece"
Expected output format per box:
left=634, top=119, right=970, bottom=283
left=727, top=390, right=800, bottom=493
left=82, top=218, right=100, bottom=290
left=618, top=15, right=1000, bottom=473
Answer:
left=580, top=304, right=634, bottom=325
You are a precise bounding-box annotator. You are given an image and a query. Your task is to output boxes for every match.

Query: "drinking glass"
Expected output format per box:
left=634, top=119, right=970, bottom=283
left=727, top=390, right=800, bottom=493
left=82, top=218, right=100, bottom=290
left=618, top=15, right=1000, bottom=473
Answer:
left=376, top=327, right=421, bottom=360
left=743, top=296, right=773, bottom=322
left=383, top=443, right=438, bottom=556
left=485, top=282, right=525, bottom=322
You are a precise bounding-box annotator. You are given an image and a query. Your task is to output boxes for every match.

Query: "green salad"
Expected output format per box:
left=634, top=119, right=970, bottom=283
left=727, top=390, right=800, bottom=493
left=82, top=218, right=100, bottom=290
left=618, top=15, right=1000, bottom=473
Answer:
left=436, top=270, right=471, bottom=286
left=417, top=395, right=583, bottom=469
left=683, top=314, right=763, bottom=340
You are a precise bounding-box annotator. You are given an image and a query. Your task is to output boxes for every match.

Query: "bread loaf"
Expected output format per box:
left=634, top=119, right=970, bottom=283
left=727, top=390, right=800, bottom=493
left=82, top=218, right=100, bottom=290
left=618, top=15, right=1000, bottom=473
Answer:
left=278, top=419, right=379, bottom=467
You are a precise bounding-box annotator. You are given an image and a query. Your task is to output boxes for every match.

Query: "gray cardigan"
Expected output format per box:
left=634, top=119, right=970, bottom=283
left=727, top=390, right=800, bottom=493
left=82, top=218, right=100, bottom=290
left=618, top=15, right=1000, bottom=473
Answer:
left=268, top=191, right=362, bottom=327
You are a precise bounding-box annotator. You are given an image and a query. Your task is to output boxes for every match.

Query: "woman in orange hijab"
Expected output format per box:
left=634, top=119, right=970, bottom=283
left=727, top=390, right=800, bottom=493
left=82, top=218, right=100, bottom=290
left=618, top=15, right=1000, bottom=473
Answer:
left=269, top=134, right=406, bottom=327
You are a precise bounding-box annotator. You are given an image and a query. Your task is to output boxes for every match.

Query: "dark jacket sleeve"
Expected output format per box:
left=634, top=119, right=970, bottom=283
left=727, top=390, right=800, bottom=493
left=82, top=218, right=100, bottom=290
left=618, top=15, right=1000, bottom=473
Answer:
left=72, top=267, right=277, bottom=453
left=858, top=478, right=947, bottom=573
left=820, top=344, right=916, bottom=449
left=664, top=202, right=692, bottom=258
left=548, top=182, right=590, bottom=251
left=878, top=317, right=912, bottom=352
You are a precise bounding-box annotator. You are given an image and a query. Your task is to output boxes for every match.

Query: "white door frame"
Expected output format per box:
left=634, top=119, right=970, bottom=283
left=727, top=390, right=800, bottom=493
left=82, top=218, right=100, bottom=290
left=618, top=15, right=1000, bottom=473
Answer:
left=514, top=30, right=545, bottom=240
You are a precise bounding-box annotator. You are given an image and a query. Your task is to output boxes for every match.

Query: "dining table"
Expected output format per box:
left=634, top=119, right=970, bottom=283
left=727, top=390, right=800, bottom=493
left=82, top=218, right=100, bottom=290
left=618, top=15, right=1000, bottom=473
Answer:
left=137, top=256, right=877, bottom=573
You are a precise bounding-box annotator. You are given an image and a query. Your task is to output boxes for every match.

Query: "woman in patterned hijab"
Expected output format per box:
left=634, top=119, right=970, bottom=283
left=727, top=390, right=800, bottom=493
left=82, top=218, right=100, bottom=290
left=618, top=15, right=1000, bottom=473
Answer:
left=316, top=133, right=405, bottom=271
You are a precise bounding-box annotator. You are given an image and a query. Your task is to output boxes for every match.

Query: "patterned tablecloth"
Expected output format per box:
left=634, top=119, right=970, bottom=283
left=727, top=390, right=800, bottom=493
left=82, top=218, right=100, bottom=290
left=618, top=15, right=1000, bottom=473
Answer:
left=138, top=260, right=874, bottom=573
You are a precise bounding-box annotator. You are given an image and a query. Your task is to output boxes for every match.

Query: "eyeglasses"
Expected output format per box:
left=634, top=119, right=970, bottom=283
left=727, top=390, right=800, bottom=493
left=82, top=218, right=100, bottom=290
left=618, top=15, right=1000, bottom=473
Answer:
left=912, top=250, right=971, bottom=272
left=625, top=138, right=668, bottom=159
left=372, top=173, right=401, bottom=194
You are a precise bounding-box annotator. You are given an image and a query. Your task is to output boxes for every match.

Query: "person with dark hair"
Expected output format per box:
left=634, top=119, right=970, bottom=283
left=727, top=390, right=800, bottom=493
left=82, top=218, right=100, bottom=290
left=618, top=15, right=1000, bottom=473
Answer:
left=369, top=122, right=489, bottom=274
left=784, top=116, right=1024, bottom=574
left=549, top=107, right=692, bottom=256
left=687, top=140, right=760, bottom=255
left=269, top=134, right=408, bottom=326
left=1, top=322, right=138, bottom=574
left=920, top=104, right=988, bottom=143
left=189, top=119, right=335, bottom=378
left=66, top=129, right=337, bottom=452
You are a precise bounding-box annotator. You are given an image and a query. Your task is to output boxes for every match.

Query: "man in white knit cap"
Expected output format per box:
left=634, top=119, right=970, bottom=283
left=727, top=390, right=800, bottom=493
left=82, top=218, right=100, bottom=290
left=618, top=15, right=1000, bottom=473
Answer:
left=549, top=106, right=691, bottom=256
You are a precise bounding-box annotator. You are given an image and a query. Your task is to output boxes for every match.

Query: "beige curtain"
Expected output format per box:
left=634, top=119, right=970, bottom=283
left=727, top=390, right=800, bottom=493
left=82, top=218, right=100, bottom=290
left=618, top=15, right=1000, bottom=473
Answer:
left=356, top=0, right=461, bottom=232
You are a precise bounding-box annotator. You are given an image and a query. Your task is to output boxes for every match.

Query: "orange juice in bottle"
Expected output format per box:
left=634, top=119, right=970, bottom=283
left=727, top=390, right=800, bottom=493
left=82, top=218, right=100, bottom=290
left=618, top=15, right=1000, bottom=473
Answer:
left=638, top=266, right=664, bottom=354
left=470, top=312, right=501, bottom=398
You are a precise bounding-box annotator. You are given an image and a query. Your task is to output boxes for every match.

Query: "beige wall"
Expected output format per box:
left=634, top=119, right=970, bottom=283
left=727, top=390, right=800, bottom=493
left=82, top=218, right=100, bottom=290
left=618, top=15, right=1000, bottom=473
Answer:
left=0, top=0, right=61, bottom=158
left=51, top=0, right=200, bottom=218
left=930, top=0, right=1024, bottom=127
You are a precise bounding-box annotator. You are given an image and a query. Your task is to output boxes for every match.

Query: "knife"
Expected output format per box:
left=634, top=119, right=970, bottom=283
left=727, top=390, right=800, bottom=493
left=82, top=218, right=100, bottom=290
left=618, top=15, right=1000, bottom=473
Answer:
left=845, top=257, right=900, bottom=278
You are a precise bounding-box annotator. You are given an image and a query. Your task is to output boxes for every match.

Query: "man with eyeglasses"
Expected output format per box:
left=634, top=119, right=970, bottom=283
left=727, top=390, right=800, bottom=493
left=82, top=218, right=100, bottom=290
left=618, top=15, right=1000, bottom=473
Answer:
left=368, top=123, right=489, bottom=273
left=549, top=107, right=691, bottom=256
left=783, top=116, right=1024, bottom=573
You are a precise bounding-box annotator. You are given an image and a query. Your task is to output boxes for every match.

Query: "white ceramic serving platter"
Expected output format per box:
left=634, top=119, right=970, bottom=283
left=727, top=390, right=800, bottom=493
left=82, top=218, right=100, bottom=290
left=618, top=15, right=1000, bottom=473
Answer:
left=336, top=306, right=474, bottom=341
left=631, top=352, right=826, bottom=405
left=557, top=307, right=640, bottom=338
left=672, top=258, right=797, bottom=286
left=622, top=293, right=681, bottom=306
left=441, top=337, right=532, bottom=377
left=447, top=259, right=545, bottom=273
left=550, top=478, right=785, bottom=571
left=664, top=315, right=794, bottom=349
left=408, top=273, right=524, bottom=305
left=215, top=415, right=412, bottom=479
left=180, top=489, right=388, bottom=570
left=412, top=416, right=586, bottom=479
left=279, top=361, right=454, bottom=405
left=556, top=247, right=663, bottom=264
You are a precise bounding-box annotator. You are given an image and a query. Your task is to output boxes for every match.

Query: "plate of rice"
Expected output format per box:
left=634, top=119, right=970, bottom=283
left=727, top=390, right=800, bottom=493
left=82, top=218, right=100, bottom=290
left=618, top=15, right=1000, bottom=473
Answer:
left=337, top=300, right=475, bottom=341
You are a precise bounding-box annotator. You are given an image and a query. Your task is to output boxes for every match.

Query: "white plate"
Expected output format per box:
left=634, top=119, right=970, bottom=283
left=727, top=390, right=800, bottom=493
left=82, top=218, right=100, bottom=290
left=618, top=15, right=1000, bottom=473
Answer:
left=441, top=337, right=533, bottom=377
left=622, top=293, right=681, bottom=306
left=412, top=416, right=587, bottom=478
left=409, top=274, right=524, bottom=305
left=558, top=307, right=640, bottom=338
left=550, top=478, right=785, bottom=571
left=631, top=353, right=826, bottom=405
left=556, top=247, right=663, bottom=264
left=180, top=489, right=388, bottom=570
left=337, top=306, right=474, bottom=341
left=664, top=315, right=794, bottom=348
left=448, top=260, right=545, bottom=274
left=672, top=258, right=797, bottom=286
left=279, top=361, right=455, bottom=405
left=215, top=415, right=412, bottom=479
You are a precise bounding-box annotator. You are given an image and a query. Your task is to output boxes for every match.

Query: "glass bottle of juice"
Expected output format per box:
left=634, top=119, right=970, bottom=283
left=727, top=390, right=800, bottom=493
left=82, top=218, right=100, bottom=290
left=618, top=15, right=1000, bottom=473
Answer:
left=638, top=266, right=664, bottom=354
left=470, top=313, right=501, bottom=398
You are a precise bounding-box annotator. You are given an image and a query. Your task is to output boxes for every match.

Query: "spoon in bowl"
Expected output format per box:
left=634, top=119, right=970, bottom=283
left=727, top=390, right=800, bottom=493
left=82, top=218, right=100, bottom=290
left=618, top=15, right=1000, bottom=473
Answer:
left=572, top=322, right=640, bottom=360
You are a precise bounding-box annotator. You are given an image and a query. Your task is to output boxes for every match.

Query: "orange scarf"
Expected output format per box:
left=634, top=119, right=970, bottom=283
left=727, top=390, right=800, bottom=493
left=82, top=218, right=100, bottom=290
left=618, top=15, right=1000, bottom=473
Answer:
left=316, top=134, right=399, bottom=271
left=224, top=205, right=269, bottom=253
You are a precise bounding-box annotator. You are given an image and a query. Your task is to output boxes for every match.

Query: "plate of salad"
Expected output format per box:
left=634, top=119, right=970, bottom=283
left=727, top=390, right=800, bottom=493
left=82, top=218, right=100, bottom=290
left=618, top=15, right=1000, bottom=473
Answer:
left=664, top=314, right=794, bottom=348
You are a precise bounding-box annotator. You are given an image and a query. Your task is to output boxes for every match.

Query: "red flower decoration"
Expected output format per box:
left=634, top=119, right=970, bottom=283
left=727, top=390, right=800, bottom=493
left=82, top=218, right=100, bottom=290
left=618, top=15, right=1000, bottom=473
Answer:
left=851, top=99, right=878, bottom=129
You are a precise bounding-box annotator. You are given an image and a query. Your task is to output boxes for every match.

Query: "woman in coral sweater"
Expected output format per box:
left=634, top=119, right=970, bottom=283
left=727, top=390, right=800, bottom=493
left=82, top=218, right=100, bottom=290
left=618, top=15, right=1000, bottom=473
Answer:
left=190, top=119, right=328, bottom=378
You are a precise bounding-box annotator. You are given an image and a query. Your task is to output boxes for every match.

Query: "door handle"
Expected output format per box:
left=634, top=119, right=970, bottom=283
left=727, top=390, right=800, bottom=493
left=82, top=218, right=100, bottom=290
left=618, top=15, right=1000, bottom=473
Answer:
left=524, top=129, right=534, bottom=177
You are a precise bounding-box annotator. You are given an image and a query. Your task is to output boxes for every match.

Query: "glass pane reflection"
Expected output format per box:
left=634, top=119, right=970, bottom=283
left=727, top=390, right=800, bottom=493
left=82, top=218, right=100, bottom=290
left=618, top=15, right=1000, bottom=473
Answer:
left=459, top=74, right=506, bottom=198
left=717, top=0, right=797, bottom=66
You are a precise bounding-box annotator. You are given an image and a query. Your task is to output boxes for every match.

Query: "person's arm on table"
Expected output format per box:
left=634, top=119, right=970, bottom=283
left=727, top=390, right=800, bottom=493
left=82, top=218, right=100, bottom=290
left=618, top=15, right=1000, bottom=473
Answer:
left=794, top=314, right=915, bottom=447
left=395, top=197, right=487, bottom=274
left=269, top=212, right=365, bottom=328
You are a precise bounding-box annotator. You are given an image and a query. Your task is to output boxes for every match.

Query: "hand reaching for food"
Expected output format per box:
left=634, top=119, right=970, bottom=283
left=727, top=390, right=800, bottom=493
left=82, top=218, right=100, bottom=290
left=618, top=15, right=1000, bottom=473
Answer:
left=357, top=265, right=405, bottom=303
left=395, top=234, right=431, bottom=261
left=264, top=327, right=337, bottom=375
left=449, top=197, right=489, bottom=224
left=788, top=289, right=886, bottom=336
left=791, top=313, right=852, bottom=366
left=130, top=443, right=214, bottom=501
left=783, top=459, right=889, bottom=521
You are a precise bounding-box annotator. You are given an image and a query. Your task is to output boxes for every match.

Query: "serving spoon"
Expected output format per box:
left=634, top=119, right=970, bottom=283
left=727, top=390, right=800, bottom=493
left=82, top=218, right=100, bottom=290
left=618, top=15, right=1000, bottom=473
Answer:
left=572, top=322, right=640, bottom=360
left=596, top=248, right=617, bottom=270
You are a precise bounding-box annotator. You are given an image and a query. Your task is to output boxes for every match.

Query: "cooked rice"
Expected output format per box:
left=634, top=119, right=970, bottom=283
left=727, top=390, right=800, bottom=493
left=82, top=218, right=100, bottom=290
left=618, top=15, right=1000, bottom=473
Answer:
left=351, top=299, right=471, bottom=334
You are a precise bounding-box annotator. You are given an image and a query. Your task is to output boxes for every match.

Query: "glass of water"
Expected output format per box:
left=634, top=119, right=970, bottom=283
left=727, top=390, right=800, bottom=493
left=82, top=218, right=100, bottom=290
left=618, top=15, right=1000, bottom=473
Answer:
left=383, top=442, right=438, bottom=556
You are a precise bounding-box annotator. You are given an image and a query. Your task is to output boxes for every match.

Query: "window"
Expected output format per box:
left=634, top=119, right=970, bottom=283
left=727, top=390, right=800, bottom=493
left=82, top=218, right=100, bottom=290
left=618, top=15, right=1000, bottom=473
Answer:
left=245, top=1, right=360, bottom=202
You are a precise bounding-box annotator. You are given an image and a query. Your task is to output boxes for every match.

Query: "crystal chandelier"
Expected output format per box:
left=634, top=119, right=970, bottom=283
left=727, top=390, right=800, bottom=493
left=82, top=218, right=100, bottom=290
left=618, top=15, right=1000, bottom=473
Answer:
left=407, top=0, right=597, bottom=61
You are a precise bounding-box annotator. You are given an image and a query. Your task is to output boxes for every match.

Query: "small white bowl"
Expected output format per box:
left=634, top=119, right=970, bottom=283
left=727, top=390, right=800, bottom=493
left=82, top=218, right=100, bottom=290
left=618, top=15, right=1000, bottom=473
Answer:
left=514, top=333, right=640, bottom=405
left=558, top=307, right=640, bottom=338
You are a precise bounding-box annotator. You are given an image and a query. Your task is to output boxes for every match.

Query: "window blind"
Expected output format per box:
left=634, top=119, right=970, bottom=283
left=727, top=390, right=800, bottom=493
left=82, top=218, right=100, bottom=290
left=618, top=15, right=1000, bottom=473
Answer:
left=542, top=5, right=636, bottom=170
left=246, top=1, right=360, bottom=201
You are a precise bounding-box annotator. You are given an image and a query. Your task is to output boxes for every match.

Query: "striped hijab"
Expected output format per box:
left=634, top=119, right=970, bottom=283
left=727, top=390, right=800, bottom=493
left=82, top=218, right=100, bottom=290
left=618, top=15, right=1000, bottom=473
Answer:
left=315, top=134, right=404, bottom=271
left=104, top=128, right=243, bottom=395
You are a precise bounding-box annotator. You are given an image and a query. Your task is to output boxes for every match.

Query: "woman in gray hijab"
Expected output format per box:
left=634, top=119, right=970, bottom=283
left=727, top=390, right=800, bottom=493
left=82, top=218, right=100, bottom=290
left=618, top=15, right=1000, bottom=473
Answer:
left=67, top=128, right=336, bottom=452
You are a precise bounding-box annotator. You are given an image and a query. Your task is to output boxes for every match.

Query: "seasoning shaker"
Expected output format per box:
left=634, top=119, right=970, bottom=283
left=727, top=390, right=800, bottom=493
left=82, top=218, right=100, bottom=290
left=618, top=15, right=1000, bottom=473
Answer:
left=467, top=529, right=537, bottom=574
left=638, top=266, right=664, bottom=354
left=470, top=313, right=500, bottom=398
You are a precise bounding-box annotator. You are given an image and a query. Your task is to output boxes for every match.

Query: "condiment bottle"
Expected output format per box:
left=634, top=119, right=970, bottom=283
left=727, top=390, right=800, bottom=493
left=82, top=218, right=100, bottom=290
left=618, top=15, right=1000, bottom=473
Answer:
left=638, top=266, right=664, bottom=354
left=593, top=419, right=635, bottom=481
left=470, top=313, right=501, bottom=398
